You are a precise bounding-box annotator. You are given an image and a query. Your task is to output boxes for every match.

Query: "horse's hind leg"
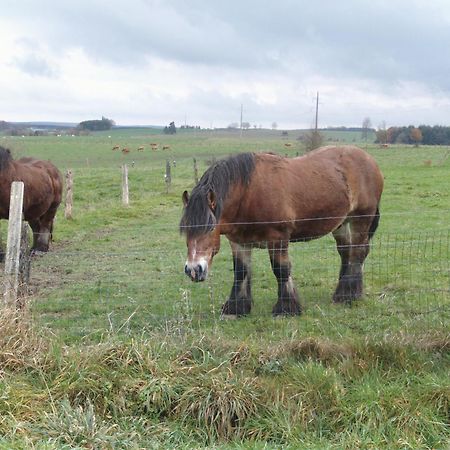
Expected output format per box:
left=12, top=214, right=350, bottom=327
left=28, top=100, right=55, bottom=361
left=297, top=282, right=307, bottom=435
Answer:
left=28, top=219, right=44, bottom=252
left=32, top=201, right=61, bottom=253
left=221, top=242, right=253, bottom=317
left=269, top=241, right=302, bottom=316
left=332, top=217, right=373, bottom=304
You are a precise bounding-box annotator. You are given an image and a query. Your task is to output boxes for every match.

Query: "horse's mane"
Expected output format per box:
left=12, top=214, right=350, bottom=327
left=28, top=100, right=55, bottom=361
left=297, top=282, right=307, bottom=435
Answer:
left=0, top=146, right=12, bottom=172
left=180, top=152, right=256, bottom=236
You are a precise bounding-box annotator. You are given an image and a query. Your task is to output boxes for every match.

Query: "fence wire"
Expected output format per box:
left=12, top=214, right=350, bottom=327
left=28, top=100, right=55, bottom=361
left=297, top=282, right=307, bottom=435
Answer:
left=7, top=228, right=447, bottom=341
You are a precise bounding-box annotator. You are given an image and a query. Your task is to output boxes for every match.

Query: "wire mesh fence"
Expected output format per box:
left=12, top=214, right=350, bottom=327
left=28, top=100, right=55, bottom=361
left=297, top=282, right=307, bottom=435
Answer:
left=16, top=226, right=449, bottom=341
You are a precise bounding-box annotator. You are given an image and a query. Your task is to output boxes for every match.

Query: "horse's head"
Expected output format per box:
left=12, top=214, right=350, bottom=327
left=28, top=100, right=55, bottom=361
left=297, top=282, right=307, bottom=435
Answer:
left=0, top=146, right=12, bottom=172
left=180, top=189, right=221, bottom=282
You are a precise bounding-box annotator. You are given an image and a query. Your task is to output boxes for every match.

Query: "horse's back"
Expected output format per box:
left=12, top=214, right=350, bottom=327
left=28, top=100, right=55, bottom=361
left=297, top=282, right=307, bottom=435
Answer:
left=308, top=145, right=384, bottom=212
left=288, top=145, right=383, bottom=211
left=227, top=146, right=383, bottom=242
left=18, top=157, right=62, bottom=192
left=13, top=158, right=62, bottom=219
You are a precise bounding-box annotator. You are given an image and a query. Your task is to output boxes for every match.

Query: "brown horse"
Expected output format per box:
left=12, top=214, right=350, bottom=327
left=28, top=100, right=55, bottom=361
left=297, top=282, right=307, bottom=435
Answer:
left=0, top=146, right=63, bottom=258
left=180, top=146, right=384, bottom=317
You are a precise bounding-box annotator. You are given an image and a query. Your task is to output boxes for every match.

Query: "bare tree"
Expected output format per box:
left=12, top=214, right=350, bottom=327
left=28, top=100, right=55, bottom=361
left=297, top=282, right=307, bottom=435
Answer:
left=362, top=117, right=372, bottom=144
left=302, top=129, right=324, bottom=152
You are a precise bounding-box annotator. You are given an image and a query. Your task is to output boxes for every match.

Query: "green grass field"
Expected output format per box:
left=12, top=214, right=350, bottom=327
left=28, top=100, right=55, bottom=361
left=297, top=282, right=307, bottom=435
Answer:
left=0, top=129, right=449, bottom=448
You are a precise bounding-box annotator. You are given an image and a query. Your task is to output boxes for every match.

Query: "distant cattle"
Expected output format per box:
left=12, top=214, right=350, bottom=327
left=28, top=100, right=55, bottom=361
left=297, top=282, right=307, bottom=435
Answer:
left=112, top=145, right=120, bottom=150
left=150, top=143, right=159, bottom=150
left=137, top=146, right=144, bottom=151
left=122, top=148, right=130, bottom=154
left=162, top=145, right=170, bottom=150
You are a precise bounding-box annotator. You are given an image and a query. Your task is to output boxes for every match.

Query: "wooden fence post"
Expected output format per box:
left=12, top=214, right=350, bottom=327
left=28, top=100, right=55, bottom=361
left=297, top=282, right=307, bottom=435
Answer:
left=165, top=160, right=171, bottom=193
left=64, top=169, right=73, bottom=220
left=3, top=181, right=24, bottom=307
left=122, top=164, right=129, bottom=206
left=193, top=158, right=199, bottom=184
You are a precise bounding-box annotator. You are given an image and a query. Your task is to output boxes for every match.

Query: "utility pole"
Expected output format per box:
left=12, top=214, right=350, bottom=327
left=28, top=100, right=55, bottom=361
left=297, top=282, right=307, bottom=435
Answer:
left=240, top=104, right=243, bottom=138
left=314, top=92, right=319, bottom=131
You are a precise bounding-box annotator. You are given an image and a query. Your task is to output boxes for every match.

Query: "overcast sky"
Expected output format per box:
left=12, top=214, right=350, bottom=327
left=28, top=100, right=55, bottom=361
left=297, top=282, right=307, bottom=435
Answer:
left=1, top=0, right=450, bottom=129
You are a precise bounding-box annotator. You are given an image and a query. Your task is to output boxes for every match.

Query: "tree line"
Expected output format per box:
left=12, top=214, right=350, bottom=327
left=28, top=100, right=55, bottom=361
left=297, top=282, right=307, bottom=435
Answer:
left=376, top=125, right=450, bottom=146
left=77, top=116, right=115, bottom=131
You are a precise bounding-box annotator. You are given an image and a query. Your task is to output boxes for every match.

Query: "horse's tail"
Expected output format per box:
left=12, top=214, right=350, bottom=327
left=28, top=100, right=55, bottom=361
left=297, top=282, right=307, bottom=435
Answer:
left=368, top=206, right=380, bottom=240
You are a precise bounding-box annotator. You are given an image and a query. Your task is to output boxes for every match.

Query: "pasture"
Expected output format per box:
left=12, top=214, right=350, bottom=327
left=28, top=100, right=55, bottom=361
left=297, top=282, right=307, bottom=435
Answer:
left=0, top=129, right=449, bottom=449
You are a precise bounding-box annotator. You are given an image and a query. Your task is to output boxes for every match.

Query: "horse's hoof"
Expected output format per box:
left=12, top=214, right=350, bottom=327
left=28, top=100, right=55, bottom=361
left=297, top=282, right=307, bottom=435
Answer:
left=272, top=310, right=302, bottom=318
left=272, top=301, right=302, bottom=317
left=332, top=293, right=356, bottom=305
left=220, top=314, right=238, bottom=320
left=221, top=299, right=252, bottom=317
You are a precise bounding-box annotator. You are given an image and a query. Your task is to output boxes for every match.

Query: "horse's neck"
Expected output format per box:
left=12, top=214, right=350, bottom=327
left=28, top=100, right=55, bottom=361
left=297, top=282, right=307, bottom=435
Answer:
left=217, top=183, right=243, bottom=231
left=0, top=159, right=13, bottom=174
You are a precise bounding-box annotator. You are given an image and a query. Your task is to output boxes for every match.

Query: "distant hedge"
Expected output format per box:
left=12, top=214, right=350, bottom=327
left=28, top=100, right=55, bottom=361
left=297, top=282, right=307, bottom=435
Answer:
left=77, top=117, right=115, bottom=131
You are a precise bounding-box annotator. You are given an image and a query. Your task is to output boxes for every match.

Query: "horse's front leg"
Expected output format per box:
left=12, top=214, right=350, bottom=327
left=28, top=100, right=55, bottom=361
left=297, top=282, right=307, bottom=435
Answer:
left=221, top=242, right=253, bottom=317
left=269, top=241, right=302, bottom=316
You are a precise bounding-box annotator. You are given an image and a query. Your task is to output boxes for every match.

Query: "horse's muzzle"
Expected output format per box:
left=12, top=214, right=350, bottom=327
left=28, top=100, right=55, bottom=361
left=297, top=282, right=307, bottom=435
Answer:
left=184, top=263, right=207, bottom=282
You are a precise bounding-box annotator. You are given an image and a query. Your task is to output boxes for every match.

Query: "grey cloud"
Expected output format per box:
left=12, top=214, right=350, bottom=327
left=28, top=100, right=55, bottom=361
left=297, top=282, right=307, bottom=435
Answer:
left=6, top=0, right=450, bottom=89
left=3, top=0, right=450, bottom=126
left=13, top=53, right=57, bottom=78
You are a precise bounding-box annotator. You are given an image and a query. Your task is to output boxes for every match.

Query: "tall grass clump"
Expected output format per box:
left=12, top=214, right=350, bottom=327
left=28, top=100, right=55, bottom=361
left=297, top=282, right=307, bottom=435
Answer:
left=175, top=373, right=264, bottom=441
left=0, top=307, right=51, bottom=371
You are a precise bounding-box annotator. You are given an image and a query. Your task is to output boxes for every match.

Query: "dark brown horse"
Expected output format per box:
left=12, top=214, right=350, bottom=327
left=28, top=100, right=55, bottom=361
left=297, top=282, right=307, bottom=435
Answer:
left=180, top=145, right=384, bottom=317
left=0, top=146, right=63, bottom=258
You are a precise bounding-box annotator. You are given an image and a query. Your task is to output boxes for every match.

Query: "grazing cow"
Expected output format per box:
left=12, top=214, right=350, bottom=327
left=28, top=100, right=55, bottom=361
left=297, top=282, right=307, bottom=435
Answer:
left=137, top=146, right=144, bottom=151
left=162, top=145, right=170, bottom=150
left=122, top=148, right=130, bottom=154
left=112, top=145, right=120, bottom=150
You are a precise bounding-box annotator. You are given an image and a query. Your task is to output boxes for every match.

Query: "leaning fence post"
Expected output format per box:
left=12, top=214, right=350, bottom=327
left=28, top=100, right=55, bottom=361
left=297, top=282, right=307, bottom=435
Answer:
left=122, top=164, right=129, bottom=206
left=165, top=160, right=171, bottom=193
left=193, top=157, right=199, bottom=184
left=3, top=181, right=24, bottom=307
left=64, top=169, right=73, bottom=220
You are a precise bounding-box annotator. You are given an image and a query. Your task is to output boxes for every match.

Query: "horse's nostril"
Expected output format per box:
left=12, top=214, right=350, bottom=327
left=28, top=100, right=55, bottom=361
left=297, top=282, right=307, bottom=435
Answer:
left=197, top=264, right=203, bottom=274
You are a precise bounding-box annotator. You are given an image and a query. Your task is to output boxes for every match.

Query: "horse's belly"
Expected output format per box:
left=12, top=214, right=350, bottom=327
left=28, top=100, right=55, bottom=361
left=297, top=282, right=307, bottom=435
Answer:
left=290, top=216, right=343, bottom=241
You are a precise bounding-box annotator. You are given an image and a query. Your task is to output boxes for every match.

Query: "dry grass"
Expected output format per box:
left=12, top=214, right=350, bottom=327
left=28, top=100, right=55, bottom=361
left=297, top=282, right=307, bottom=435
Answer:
left=174, top=373, right=263, bottom=440
left=0, top=313, right=448, bottom=447
left=0, top=307, right=51, bottom=372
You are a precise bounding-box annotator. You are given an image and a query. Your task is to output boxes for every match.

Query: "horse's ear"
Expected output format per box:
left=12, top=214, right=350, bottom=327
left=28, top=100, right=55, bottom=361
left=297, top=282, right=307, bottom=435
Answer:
left=207, top=190, right=216, bottom=211
left=182, top=190, right=189, bottom=207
